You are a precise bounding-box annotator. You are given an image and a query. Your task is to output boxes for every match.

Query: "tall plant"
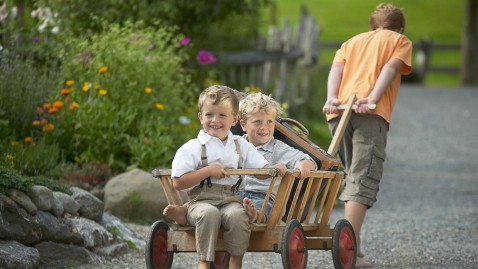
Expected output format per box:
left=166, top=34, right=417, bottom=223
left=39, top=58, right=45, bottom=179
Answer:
left=36, top=22, right=198, bottom=171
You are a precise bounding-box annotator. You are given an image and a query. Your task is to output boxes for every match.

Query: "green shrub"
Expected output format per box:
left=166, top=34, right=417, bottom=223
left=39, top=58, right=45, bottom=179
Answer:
left=37, top=22, right=198, bottom=171
left=0, top=166, right=70, bottom=195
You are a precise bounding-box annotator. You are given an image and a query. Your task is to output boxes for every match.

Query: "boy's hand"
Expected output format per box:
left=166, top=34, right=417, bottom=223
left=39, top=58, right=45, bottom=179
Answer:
left=296, top=159, right=316, bottom=179
left=354, top=98, right=375, bottom=114
left=323, top=98, right=340, bottom=114
left=273, top=163, right=287, bottom=177
left=207, top=165, right=232, bottom=178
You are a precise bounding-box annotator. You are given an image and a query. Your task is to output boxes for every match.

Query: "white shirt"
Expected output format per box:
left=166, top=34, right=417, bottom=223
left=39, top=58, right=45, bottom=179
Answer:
left=171, top=130, right=269, bottom=192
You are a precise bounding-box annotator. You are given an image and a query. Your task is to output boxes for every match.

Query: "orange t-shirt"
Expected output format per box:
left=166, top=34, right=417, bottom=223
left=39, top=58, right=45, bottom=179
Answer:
left=327, top=29, right=413, bottom=124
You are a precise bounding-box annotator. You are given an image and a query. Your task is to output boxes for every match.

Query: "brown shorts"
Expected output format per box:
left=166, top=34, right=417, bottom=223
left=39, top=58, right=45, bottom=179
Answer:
left=328, top=113, right=388, bottom=207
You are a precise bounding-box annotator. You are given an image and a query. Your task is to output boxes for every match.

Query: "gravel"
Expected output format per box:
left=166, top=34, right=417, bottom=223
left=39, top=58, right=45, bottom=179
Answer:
left=79, top=85, right=478, bottom=269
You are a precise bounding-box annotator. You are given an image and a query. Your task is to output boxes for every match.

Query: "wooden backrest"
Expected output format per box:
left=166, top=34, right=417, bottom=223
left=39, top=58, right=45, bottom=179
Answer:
left=152, top=168, right=345, bottom=229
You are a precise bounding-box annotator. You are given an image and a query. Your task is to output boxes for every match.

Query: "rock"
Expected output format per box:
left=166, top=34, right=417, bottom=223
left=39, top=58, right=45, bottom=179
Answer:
left=29, top=185, right=54, bottom=212
left=0, top=193, right=42, bottom=245
left=101, top=212, right=146, bottom=249
left=104, top=168, right=170, bottom=222
left=34, top=211, right=83, bottom=245
left=50, top=194, right=64, bottom=217
left=53, top=191, right=80, bottom=216
left=0, top=240, right=40, bottom=269
left=35, top=241, right=101, bottom=268
left=8, top=189, right=38, bottom=215
left=94, top=242, right=130, bottom=257
left=66, top=217, right=113, bottom=248
left=70, top=186, right=104, bottom=221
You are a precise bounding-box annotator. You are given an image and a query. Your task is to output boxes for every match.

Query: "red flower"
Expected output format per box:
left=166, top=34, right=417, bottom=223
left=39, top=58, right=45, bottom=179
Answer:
left=196, top=50, right=217, bottom=65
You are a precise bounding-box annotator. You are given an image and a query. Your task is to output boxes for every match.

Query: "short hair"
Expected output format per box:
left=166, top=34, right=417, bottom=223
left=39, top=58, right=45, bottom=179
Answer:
left=198, top=85, right=239, bottom=116
left=369, top=3, right=405, bottom=32
left=239, top=93, right=282, bottom=122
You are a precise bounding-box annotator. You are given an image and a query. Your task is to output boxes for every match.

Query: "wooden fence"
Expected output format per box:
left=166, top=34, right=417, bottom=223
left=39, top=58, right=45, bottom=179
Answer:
left=218, top=6, right=319, bottom=107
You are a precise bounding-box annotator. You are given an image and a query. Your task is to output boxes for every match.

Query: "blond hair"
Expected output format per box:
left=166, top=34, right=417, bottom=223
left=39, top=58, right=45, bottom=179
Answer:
left=369, top=3, right=405, bottom=33
left=198, top=85, right=239, bottom=116
left=239, top=93, right=282, bottom=121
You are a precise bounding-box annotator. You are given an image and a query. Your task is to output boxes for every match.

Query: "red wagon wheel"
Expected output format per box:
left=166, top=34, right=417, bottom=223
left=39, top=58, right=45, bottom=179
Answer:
left=281, top=219, right=308, bottom=269
left=211, top=251, right=230, bottom=269
left=332, top=219, right=357, bottom=269
left=145, top=221, right=174, bottom=269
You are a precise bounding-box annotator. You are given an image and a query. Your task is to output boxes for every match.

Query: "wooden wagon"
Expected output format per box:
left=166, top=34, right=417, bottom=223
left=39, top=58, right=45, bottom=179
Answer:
left=145, top=96, right=362, bottom=269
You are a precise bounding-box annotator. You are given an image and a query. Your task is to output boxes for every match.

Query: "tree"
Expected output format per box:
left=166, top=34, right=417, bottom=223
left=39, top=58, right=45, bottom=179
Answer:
left=461, top=0, right=478, bottom=85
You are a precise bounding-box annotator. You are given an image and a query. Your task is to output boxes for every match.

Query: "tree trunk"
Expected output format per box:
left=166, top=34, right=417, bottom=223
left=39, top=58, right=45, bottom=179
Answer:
left=461, top=0, right=478, bottom=85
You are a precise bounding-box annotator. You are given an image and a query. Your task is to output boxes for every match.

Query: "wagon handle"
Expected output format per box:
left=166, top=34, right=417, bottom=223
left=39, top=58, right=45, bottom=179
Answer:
left=337, top=103, right=376, bottom=110
left=279, top=118, right=309, bottom=136
left=327, top=95, right=376, bottom=156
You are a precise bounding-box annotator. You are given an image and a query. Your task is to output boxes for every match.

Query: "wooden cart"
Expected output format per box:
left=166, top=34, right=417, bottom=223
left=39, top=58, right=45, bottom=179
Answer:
left=146, top=95, right=361, bottom=269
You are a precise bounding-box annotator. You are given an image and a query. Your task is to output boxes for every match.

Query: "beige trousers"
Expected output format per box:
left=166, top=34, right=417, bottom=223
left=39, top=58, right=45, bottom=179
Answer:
left=187, top=184, right=251, bottom=261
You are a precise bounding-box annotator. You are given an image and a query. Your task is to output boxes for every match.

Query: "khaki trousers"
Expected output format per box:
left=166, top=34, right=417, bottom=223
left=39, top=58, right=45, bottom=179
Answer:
left=187, top=184, right=251, bottom=261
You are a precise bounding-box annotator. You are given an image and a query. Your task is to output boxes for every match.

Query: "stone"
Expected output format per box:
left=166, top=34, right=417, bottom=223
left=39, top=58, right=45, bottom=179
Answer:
left=35, top=241, right=101, bottom=268
left=0, top=240, right=40, bottom=269
left=29, top=185, right=54, bottom=212
left=8, top=189, right=37, bottom=215
left=70, top=186, right=104, bottom=221
left=53, top=191, right=80, bottom=215
left=66, top=216, right=113, bottom=248
left=103, top=168, right=171, bottom=222
left=0, top=193, right=42, bottom=245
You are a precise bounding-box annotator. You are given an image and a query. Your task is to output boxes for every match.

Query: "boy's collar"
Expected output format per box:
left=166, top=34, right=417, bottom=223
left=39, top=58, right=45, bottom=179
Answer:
left=198, top=129, right=235, bottom=144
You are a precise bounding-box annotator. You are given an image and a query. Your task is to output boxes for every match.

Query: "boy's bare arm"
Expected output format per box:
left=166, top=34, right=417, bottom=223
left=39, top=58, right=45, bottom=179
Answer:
left=172, top=165, right=233, bottom=190
left=355, top=58, right=404, bottom=113
left=323, top=62, right=345, bottom=115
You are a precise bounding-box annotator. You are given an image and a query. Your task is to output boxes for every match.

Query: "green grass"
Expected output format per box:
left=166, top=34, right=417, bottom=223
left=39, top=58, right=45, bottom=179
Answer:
left=259, top=0, right=465, bottom=147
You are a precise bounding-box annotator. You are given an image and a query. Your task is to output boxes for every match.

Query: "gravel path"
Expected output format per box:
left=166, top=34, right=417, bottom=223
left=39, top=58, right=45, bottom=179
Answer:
left=82, top=85, right=478, bottom=269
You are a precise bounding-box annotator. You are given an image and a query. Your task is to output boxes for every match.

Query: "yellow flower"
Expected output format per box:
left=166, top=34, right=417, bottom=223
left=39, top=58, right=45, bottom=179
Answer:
left=74, top=156, right=82, bottom=164
left=69, top=102, right=80, bottom=111
left=82, top=82, right=90, bottom=92
left=66, top=80, right=75, bottom=86
left=99, top=89, right=108, bottom=96
left=25, top=137, right=32, bottom=143
left=98, top=66, right=108, bottom=74
left=155, top=103, right=165, bottom=110
left=32, top=120, right=41, bottom=127
left=42, top=123, right=55, bottom=132
left=10, top=141, right=20, bottom=147
left=94, top=84, right=101, bottom=89
left=144, top=87, right=152, bottom=94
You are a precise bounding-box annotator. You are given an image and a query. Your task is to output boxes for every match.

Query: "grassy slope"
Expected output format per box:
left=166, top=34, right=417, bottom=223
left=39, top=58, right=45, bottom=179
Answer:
left=260, top=0, right=465, bottom=147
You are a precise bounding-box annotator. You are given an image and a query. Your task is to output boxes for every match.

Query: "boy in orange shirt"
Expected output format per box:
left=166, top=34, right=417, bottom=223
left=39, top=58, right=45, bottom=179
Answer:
left=323, top=3, right=412, bottom=268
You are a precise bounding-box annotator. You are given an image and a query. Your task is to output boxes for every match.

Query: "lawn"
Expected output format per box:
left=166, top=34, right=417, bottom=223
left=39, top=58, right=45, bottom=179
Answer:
left=259, top=0, right=466, bottom=147
left=261, top=0, right=465, bottom=86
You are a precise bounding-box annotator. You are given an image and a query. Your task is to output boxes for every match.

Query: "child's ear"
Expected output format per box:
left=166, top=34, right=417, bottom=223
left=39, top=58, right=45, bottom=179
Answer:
left=240, top=119, right=247, bottom=132
left=198, top=111, right=203, bottom=122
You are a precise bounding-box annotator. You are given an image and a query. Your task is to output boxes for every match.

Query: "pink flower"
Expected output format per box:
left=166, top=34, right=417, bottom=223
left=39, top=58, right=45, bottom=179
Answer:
left=196, top=50, right=217, bottom=65
left=179, top=37, right=190, bottom=46
left=32, top=36, right=41, bottom=43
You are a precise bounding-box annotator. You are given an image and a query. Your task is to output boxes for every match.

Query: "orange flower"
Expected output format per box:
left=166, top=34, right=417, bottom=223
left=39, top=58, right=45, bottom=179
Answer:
left=41, top=118, right=48, bottom=126
left=53, top=100, right=64, bottom=109
left=98, top=66, right=108, bottom=74
left=43, top=103, right=52, bottom=110
left=32, top=120, right=41, bottom=127
left=143, top=137, right=150, bottom=144
left=155, top=103, right=165, bottom=110
left=99, top=89, right=107, bottom=96
left=94, top=84, right=100, bottom=89
left=36, top=107, right=45, bottom=115
left=60, top=88, right=72, bottom=95
left=144, top=87, right=152, bottom=94
left=42, top=123, right=55, bottom=132
left=25, top=137, right=32, bottom=143
left=66, top=80, right=75, bottom=86
left=48, top=107, right=59, bottom=114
